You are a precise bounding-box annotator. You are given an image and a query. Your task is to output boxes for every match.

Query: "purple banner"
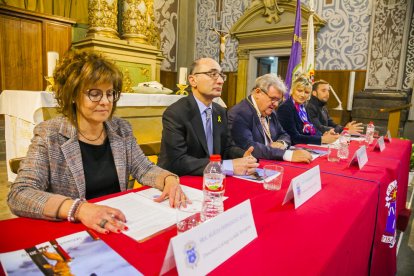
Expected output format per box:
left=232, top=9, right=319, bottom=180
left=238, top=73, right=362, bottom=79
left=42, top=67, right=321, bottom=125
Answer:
left=285, top=0, right=303, bottom=98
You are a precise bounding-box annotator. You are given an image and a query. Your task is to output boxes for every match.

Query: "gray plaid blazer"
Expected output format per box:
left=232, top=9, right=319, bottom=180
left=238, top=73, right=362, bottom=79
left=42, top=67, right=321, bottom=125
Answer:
left=8, top=116, right=173, bottom=220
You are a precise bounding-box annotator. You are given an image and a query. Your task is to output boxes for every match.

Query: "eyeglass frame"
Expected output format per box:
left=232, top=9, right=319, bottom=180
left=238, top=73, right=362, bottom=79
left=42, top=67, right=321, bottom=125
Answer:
left=192, top=70, right=227, bottom=81
left=83, top=88, right=121, bottom=103
left=258, top=88, right=283, bottom=104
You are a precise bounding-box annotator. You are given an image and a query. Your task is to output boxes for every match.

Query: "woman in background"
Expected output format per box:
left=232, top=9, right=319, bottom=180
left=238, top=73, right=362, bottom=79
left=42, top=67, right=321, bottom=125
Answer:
left=277, top=75, right=338, bottom=145
left=8, top=50, right=186, bottom=234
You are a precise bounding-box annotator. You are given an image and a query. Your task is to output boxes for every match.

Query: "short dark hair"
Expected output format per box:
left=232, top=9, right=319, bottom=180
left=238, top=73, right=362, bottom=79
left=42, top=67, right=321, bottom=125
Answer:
left=312, top=79, right=329, bottom=92
left=189, top=59, right=201, bottom=75
left=53, top=50, right=123, bottom=125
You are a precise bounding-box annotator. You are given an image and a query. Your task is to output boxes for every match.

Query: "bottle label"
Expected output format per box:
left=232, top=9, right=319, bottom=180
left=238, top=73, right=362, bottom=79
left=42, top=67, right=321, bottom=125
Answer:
left=204, top=174, right=225, bottom=192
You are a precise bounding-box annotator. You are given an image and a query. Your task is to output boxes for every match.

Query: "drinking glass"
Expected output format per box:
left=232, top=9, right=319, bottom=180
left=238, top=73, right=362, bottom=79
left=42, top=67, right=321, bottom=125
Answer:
left=176, top=200, right=202, bottom=234
left=327, top=144, right=340, bottom=162
left=263, top=165, right=284, bottom=190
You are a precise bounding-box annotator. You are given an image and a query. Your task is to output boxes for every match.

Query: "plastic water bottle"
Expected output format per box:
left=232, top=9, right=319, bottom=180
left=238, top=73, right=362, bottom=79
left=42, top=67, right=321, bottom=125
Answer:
left=201, top=155, right=225, bottom=221
left=343, top=127, right=351, bottom=144
left=337, top=128, right=350, bottom=159
left=366, top=121, right=375, bottom=145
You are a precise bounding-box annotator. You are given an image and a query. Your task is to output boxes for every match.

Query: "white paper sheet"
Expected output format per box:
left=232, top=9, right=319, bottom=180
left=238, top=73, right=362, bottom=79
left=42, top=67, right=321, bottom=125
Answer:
left=98, top=186, right=204, bottom=241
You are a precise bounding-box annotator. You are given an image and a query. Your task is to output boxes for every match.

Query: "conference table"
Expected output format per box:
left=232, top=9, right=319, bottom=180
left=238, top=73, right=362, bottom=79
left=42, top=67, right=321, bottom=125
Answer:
left=268, top=138, right=412, bottom=276
left=0, top=139, right=411, bottom=275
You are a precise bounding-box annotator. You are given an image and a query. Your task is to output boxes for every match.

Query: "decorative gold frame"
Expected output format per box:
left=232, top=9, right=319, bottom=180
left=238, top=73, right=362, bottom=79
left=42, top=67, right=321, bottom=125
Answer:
left=230, top=2, right=326, bottom=103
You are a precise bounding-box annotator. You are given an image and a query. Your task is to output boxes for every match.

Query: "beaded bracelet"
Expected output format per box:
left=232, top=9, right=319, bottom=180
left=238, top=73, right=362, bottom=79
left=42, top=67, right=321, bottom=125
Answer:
left=74, top=201, right=85, bottom=222
left=67, top=199, right=81, bottom=222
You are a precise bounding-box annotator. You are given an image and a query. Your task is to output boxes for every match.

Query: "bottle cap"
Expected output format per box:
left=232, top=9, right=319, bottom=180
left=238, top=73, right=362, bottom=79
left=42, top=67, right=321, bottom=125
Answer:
left=209, top=154, right=221, bottom=161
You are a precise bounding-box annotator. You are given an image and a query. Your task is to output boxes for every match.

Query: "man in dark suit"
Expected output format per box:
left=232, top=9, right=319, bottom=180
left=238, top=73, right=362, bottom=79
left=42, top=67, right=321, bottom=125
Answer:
left=228, top=74, right=312, bottom=163
left=306, top=79, right=363, bottom=134
left=158, top=57, right=258, bottom=176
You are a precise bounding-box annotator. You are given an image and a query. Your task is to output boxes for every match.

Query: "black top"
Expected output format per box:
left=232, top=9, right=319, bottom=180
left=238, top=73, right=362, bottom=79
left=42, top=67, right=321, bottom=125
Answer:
left=79, top=137, right=120, bottom=199
left=306, top=95, right=343, bottom=134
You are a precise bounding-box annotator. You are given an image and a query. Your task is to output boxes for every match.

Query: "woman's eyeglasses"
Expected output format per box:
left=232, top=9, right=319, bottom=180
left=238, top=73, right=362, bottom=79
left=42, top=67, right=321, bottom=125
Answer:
left=84, top=89, right=120, bottom=103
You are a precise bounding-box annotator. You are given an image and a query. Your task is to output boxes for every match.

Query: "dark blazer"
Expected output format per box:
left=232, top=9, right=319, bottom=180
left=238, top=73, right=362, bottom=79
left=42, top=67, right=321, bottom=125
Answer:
left=277, top=99, right=322, bottom=145
left=228, top=96, right=291, bottom=160
left=158, top=93, right=245, bottom=176
left=306, top=95, right=343, bottom=133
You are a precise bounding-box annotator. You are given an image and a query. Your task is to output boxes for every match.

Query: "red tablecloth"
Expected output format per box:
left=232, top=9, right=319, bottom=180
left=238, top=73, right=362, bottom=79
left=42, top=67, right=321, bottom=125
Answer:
left=1, top=168, right=379, bottom=276
left=269, top=138, right=412, bottom=276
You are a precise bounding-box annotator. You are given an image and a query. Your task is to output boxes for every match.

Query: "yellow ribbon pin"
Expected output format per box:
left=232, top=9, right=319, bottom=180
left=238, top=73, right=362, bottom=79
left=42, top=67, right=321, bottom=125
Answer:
left=218, top=116, right=222, bottom=123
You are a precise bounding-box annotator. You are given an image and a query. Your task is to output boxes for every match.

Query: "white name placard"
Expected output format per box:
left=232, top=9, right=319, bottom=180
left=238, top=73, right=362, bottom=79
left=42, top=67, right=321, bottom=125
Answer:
left=348, top=145, right=368, bottom=169
left=282, top=165, right=322, bottom=209
left=374, top=136, right=386, bottom=152
left=161, top=200, right=257, bottom=275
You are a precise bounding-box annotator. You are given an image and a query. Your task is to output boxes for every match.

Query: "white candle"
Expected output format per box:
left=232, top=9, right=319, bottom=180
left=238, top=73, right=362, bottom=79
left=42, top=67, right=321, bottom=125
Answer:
left=178, top=67, right=188, bottom=85
left=47, top=51, right=59, bottom=77
left=308, top=0, right=314, bottom=11
left=347, top=71, right=355, bottom=111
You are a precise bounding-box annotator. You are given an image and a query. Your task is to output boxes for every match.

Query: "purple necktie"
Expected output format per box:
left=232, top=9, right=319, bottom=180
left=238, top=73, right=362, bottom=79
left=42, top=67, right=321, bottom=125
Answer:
left=205, top=108, right=213, bottom=155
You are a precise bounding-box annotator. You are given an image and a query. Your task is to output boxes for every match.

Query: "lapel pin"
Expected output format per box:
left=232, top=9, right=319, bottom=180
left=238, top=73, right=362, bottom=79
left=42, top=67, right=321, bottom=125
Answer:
left=218, top=116, right=222, bottom=123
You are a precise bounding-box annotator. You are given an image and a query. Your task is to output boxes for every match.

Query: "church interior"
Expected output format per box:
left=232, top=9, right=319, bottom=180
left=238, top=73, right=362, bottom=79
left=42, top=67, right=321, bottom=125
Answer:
left=0, top=0, right=413, bottom=274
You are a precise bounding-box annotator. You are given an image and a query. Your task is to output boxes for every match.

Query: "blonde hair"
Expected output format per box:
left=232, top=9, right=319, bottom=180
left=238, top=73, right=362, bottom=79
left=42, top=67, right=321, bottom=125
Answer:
left=53, top=50, right=123, bottom=125
left=290, top=75, right=312, bottom=95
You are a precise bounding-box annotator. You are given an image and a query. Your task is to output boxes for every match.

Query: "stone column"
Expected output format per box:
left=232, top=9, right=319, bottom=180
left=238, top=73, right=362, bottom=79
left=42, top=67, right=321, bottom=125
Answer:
left=87, top=0, right=119, bottom=39
left=121, top=0, right=159, bottom=46
left=235, top=48, right=250, bottom=104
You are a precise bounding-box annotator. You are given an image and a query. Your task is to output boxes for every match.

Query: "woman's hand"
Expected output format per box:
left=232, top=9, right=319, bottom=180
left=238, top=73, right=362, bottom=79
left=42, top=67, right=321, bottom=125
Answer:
left=76, top=202, right=127, bottom=234
left=154, top=175, right=187, bottom=208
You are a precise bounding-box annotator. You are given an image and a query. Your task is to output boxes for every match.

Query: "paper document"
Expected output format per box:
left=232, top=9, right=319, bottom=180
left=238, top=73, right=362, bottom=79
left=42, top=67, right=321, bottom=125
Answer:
left=233, top=168, right=264, bottom=183
left=98, top=185, right=204, bottom=241
left=291, top=146, right=328, bottom=160
left=233, top=168, right=284, bottom=183
left=311, top=139, right=340, bottom=148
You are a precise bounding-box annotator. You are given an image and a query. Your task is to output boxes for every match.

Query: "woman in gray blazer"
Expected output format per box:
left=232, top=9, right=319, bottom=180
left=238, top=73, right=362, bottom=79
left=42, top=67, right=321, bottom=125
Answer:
left=8, top=50, right=186, bottom=234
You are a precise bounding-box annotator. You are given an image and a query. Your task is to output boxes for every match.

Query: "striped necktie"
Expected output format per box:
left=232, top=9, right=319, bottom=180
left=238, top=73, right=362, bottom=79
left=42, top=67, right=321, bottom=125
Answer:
left=260, top=116, right=272, bottom=145
left=205, top=108, right=213, bottom=155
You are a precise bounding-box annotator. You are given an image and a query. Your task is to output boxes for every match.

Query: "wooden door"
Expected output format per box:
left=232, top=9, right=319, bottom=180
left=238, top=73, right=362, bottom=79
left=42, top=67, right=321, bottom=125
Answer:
left=0, top=15, right=22, bottom=90
left=21, top=18, right=42, bottom=90
left=0, top=15, right=42, bottom=90
left=277, top=56, right=289, bottom=81
left=0, top=6, right=75, bottom=92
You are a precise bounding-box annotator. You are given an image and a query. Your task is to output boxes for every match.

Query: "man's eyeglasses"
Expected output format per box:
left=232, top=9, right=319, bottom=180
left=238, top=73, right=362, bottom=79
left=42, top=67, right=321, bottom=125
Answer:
left=193, top=70, right=227, bottom=81
left=259, top=89, right=283, bottom=104
left=84, top=89, right=120, bottom=103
